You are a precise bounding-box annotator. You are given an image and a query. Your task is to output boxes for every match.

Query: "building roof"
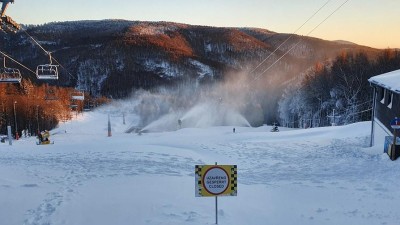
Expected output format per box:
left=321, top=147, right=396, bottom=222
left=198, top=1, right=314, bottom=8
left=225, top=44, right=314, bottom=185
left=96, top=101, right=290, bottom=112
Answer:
left=369, top=69, right=400, bottom=94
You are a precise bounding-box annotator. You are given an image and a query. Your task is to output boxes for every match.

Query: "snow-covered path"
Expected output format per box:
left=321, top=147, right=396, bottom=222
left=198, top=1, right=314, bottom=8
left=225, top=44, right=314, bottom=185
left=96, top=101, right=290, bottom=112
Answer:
left=1, top=110, right=400, bottom=225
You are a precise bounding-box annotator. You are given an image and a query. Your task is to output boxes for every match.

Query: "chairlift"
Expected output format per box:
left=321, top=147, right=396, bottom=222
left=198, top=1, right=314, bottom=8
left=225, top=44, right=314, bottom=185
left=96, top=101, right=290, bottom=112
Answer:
left=83, top=107, right=91, bottom=112
left=70, top=90, right=84, bottom=113
left=36, top=52, right=59, bottom=80
left=0, top=57, right=21, bottom=83
left=83, top=99, right=93, bottom=111
left=71, top=90, right=85, bottom=101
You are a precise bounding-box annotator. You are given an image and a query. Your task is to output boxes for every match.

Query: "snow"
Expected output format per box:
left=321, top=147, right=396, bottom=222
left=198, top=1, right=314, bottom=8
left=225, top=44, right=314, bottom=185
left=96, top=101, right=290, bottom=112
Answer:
left=133, top=23, right=180, bottom=36
left=1, top=102, right=400, bottom=225
left=368, top=69, right=400, bottom=94
left=143, top=59, right=182, bottom=78
left=189, top=59, right=214, bottom=79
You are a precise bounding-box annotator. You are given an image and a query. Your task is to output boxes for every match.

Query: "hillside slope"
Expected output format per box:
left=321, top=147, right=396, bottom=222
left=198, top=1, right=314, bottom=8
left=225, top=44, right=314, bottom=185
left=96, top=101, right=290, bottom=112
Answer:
left=0, top=104, right=397, bottom=225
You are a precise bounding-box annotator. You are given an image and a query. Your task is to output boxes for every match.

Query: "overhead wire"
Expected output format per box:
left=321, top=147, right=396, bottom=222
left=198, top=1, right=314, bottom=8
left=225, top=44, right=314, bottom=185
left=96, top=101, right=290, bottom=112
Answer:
left=21, top=28, right=77, bottom=81
left=0, top=50, right=36, bottom=75
left=251, top=0, right=351, bottom=84
left=249, top=0, right=332, bottom=76
left=21, top=29, right=48, bottom=55
left=0, top=28, right=77, bottom=82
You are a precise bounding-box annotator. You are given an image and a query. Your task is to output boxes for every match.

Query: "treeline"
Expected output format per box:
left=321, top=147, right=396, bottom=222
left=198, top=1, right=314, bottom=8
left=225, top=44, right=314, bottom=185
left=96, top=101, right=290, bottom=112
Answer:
left=278, top=49, right=400, bottom=128
left=0, top=79, right=109, bottom=137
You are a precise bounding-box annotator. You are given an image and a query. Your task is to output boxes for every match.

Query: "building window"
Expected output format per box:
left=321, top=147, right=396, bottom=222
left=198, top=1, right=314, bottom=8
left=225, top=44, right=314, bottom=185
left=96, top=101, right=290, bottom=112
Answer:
left=388, top=92, right=393, bottom=109
left=380, top=88, right=386, bottom=104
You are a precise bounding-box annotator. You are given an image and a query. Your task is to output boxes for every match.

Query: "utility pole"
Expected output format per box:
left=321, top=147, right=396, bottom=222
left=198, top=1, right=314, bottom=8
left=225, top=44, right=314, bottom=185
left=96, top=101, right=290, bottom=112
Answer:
left=13, top=101, right=18, bottom=140
left=108, top=114, right=112, bottom=137
left=36, top=105, right=40, bottom=135
left=318, top=97, right=323, bottom=127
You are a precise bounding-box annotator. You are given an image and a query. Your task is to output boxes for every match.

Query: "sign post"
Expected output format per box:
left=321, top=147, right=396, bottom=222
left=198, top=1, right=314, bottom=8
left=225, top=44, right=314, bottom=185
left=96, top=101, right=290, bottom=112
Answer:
left=214, top=162, right=219, bottom=225
left=195, top=163, right=237, bottom=224
left=390, top=117, right=400, bottom=160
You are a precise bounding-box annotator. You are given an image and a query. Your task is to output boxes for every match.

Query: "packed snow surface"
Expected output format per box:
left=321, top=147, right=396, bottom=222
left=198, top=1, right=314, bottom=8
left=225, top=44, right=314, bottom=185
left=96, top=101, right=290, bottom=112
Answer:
left=1, top=107, right=399, bottom=225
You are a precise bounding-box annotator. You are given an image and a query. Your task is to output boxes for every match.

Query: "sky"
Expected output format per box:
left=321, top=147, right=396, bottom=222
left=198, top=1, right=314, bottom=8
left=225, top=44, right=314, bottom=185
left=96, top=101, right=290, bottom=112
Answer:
left=6, top=0, right=400, bottom=49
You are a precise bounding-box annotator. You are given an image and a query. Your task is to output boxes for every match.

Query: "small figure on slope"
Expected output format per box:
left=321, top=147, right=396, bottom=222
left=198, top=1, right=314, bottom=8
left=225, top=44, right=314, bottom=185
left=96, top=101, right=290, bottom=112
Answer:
left=270, top=123, right=279, bottom=132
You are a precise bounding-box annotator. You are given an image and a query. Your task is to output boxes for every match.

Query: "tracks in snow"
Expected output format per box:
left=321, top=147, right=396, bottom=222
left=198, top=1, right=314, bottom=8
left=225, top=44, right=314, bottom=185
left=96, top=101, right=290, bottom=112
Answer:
left=0, top=150, right=201, bottom=225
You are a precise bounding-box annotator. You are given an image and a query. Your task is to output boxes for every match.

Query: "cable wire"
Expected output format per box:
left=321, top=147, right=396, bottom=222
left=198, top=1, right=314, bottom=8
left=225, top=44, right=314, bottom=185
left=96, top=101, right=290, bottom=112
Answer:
left=0, top=50, right=36, bottom=75
left=21, top=28, right=77, bottom=81
left=251, top=0, right=351, bottom=84
left=22, top=29, right=49, bottom=55
left=249, top=0, right=331, bottom=76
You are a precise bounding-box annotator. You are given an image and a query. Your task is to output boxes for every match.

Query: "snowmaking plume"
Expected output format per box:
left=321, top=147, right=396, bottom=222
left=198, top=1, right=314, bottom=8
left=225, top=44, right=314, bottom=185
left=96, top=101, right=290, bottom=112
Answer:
left=125, top=71, right=266, bottom=133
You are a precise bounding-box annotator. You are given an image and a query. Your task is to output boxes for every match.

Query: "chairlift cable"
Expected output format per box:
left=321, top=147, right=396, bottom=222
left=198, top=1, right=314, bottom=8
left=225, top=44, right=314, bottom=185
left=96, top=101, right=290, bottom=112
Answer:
left=21, top=29, right=77, bottom=81
left=251, top=0, right=351, bottom=83
left=51, top=57, right=76, bottom=80
left=21, top=29, right=49, bottom=56
left=249, top=0, right=332, bottom=76
left=0, top=50, right=36, bottom=75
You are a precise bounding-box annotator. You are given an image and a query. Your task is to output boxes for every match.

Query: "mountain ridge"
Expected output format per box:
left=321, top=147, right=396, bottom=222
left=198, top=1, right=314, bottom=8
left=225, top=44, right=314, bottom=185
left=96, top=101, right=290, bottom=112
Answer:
left=0, top=19, right=383, bottom=122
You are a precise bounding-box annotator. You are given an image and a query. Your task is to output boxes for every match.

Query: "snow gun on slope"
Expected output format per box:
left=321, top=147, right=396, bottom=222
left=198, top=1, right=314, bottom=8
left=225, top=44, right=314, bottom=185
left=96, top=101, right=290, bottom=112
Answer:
left=37, top=130, right=54, bottom=145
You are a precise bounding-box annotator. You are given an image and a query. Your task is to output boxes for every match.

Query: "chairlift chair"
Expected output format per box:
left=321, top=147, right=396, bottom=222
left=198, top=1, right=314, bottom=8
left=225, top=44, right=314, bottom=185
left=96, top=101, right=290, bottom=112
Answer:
left=70, top=90, right=84, bottom=112
left=36, top=52, right=59, bottom=80
left=71, top=91, right=85, bottom=101
left=36, top=64, right=58, bottom=80
left=0, top=57, right=21, bottom=83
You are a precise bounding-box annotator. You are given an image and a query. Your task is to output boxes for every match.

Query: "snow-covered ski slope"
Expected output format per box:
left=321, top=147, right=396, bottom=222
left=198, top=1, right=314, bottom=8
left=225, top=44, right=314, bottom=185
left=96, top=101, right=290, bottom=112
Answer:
left=1, top=107, right=400, bottom=225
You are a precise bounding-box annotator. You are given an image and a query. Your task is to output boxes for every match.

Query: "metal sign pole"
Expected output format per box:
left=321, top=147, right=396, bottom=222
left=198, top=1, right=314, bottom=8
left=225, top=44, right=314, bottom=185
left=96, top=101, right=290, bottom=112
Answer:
left=215, top=162, right=218, bottom=225
left=216, top=195, right=218, bottom=224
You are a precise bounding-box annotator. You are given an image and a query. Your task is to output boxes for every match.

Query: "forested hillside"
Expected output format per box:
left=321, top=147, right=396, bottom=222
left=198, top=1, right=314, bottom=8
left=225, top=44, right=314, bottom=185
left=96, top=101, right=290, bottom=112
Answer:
left=0, top=80, right=109, bottom=136
left=278, top=49, right=400, bottom=128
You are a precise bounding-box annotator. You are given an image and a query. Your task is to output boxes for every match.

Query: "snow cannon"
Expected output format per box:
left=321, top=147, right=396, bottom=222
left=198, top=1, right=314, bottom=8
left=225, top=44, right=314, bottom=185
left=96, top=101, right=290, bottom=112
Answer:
left=37, top=130, right=53, bottom=145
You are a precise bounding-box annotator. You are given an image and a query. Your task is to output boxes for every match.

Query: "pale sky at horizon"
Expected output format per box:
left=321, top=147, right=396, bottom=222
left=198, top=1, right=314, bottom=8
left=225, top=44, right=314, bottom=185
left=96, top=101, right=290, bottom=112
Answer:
left=6, top=0, right=400, bottom=49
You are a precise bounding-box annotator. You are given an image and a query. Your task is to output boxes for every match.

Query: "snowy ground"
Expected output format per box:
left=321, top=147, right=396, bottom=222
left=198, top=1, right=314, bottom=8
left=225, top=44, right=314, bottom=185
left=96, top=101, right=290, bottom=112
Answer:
left=1, top=107, right=400, bottom=225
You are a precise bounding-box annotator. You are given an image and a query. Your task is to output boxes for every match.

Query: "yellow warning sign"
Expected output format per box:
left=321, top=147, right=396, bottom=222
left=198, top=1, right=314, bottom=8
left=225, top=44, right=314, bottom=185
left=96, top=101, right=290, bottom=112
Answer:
left=195, top=165, right=237, bottom=197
